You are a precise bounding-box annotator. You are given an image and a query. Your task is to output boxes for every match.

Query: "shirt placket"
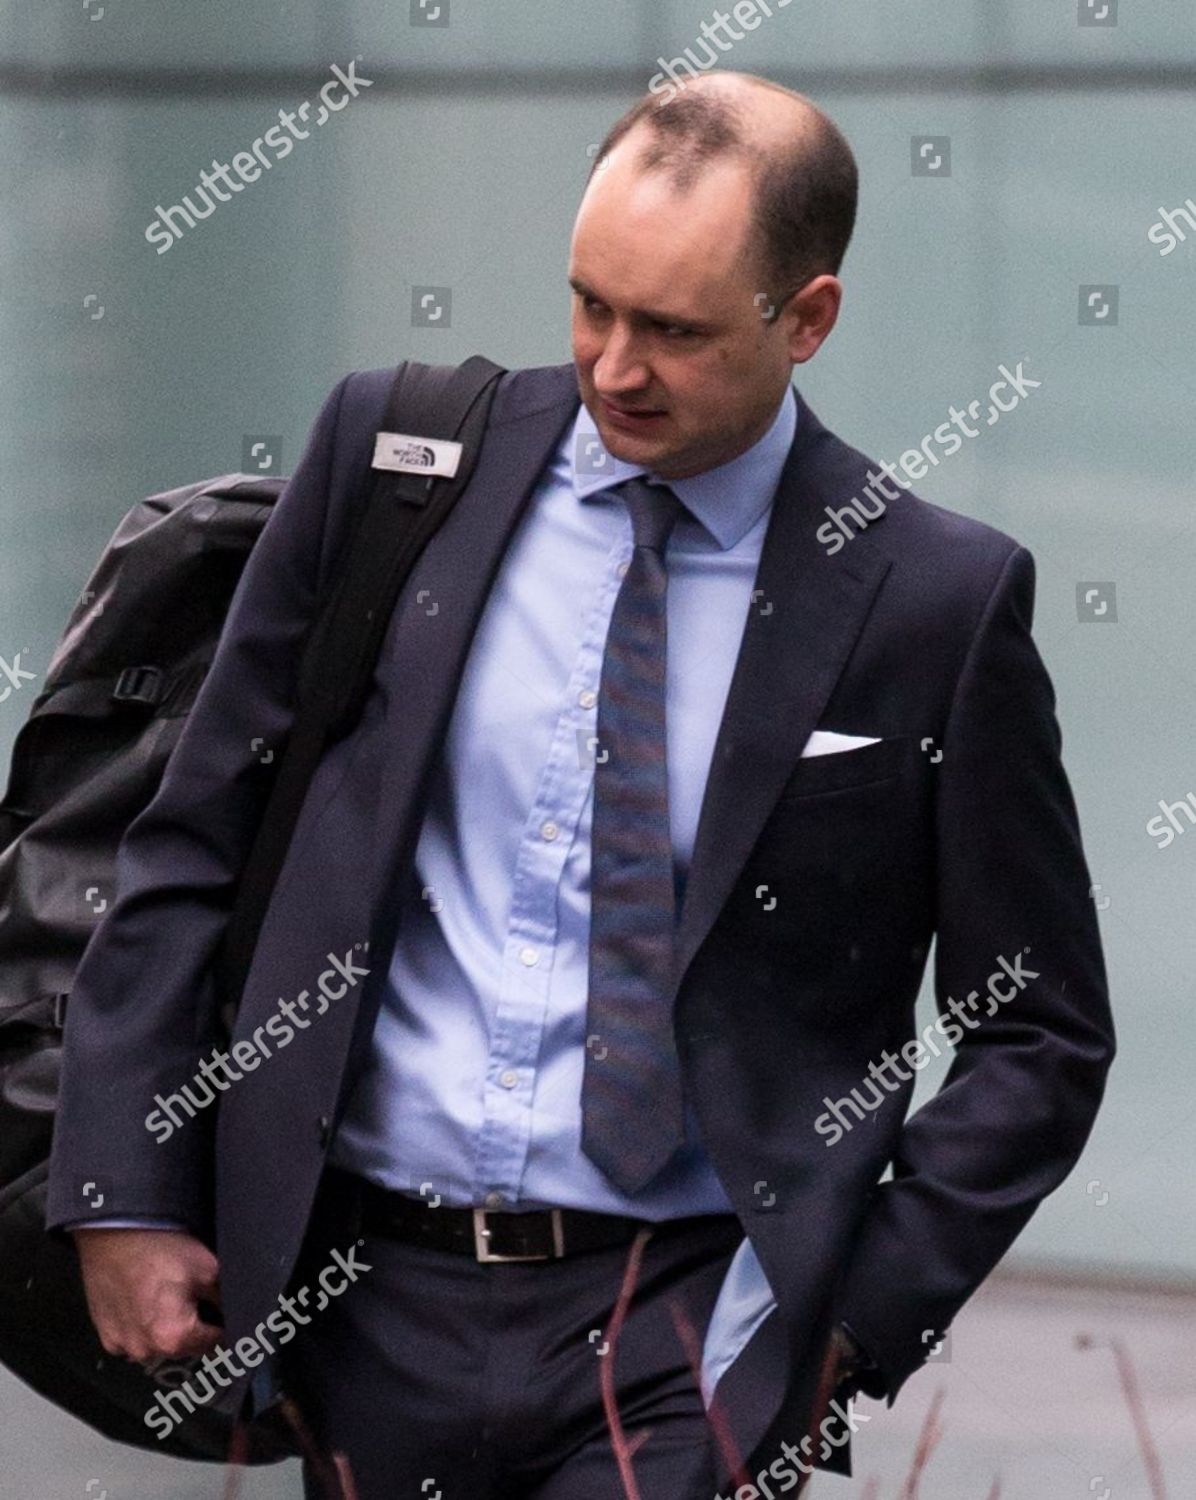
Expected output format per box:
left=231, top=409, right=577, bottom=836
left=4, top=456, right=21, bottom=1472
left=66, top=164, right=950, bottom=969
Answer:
left=470, top=527, right=631, bottom=1204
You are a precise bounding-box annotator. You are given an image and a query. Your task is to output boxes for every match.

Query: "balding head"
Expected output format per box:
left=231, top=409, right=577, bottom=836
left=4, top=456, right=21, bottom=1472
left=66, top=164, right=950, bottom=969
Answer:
left=586, top=71, right=857, bottom=307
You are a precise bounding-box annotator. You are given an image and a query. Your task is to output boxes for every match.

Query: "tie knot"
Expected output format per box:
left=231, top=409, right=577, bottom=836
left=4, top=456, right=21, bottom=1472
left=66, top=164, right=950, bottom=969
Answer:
left=617, top=477, right=684, bottom=555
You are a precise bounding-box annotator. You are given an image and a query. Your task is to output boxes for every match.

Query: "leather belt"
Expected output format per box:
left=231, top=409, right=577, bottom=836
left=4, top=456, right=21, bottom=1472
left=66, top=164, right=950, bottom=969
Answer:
left=353, top=1176, right=657, bottom=1262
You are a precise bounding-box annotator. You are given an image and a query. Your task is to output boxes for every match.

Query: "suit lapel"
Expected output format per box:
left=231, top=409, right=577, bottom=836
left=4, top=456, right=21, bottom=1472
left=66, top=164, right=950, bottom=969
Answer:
left=673, top=395, right=892, bottom=989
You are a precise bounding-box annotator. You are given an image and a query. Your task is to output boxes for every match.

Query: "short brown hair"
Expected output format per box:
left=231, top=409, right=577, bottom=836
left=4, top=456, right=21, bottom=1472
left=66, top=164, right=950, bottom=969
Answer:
left=588, top=82, right=858, bottom=307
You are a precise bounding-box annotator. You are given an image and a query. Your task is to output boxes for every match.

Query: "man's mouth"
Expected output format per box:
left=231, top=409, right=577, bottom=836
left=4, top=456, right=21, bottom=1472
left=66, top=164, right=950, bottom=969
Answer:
left=601, top=400, right=668, bottom=428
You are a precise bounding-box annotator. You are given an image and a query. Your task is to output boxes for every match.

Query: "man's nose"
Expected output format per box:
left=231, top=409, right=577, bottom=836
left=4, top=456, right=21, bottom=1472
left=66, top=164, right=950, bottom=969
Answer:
left=592, top=325, right=649, bottom=394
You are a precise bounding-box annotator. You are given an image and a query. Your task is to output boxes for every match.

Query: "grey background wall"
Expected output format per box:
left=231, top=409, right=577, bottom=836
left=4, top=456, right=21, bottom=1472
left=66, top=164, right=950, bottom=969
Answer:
left=2, top=0, right=1193, bottom=1299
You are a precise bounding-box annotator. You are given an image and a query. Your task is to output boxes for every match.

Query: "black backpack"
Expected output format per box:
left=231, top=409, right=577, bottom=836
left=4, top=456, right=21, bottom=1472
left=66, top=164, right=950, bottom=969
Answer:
left=0, top=355, right=507, bottom=1469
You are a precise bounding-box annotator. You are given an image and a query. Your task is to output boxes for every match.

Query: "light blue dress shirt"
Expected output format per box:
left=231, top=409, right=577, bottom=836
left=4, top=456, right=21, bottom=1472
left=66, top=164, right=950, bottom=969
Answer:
left=82, top=381, right=800, bottom=1402
left=328, top=384, right=796, bottom=1228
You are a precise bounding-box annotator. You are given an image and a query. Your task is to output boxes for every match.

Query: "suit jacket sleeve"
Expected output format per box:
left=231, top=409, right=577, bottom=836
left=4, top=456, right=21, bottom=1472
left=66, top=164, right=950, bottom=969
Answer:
left=45, top=373, right=354, bottom=1238
left=830, top=543, right=1115, bottom=1403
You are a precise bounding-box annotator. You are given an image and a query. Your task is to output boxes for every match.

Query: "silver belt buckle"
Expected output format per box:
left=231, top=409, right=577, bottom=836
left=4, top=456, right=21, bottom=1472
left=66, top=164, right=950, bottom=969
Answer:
left=471, top=1206, right=566, bottom=1262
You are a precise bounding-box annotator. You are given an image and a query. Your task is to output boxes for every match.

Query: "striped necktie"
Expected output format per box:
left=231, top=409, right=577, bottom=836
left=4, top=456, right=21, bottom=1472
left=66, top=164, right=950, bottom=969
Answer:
left=581, top=475, right=687, bottom=1194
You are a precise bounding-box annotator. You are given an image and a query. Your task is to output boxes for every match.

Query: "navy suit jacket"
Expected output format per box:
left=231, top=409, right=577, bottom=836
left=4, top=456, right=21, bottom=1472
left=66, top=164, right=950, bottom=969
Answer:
left=47, top=361, right=1115, bottom=1488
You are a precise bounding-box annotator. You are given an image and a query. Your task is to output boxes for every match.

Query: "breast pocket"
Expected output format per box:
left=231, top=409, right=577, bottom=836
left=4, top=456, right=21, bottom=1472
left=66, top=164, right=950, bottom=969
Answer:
left=775, top=733, right=908, bottom=801
left=741, top=733, right=931, bottom=991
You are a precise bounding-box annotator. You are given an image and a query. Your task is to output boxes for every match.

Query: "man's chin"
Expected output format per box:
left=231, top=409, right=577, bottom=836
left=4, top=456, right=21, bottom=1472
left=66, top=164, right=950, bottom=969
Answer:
left=595, top=416, right=673, bottom=461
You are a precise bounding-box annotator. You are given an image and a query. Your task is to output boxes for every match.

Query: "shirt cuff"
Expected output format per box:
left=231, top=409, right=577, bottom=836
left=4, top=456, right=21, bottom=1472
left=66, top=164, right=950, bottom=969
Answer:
left=64, top=1217, right=190, bottom=1231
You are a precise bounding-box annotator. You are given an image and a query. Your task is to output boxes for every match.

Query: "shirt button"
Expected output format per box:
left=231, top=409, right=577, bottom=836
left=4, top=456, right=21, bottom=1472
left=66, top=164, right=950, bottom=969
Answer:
left=578, top=689, right=597, bottom=709
left=485, top=1190, right=504, bottom=1208
left=541, top=821, right=559, bottom=841
left=519, top=945, right=539, bottom=967
left=499, top=1069, right=519, bottom=1089
left=617, top=560, right=630, bottom=579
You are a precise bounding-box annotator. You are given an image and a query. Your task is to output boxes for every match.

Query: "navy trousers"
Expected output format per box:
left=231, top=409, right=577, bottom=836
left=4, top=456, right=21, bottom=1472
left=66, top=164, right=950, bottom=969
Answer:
left=277, top=1167, right=746, bottom=1499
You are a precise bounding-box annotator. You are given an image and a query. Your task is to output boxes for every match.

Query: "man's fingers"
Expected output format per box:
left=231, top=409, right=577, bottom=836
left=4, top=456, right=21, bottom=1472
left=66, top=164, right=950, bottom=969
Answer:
left=194, top=1263, right=224, bottom=1317
left=138, top=1288, right=225, bottom=1361
left=168, top=1308, right=225, bottom=1360
left=105, top=1310, right=224, bottom=1365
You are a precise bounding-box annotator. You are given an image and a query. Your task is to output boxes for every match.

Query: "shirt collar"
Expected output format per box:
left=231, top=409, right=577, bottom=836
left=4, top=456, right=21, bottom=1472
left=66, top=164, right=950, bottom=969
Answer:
left=568, top=383, right=798, bottom=551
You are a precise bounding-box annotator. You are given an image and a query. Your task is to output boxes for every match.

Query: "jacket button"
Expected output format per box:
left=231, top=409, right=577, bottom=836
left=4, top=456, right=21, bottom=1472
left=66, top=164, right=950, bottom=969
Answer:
left=317, top=1114, right=331, bottom=1149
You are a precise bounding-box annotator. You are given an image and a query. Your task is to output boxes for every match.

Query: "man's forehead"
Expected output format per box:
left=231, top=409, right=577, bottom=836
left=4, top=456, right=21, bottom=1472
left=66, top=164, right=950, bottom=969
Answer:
left=577, top=150, right=755, bottom=244
left=575, top=179, right=754, bottom=275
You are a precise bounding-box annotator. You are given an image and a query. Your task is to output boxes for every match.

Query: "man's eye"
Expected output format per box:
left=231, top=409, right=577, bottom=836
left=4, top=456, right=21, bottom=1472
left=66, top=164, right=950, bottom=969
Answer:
left=576, top=295, right=699, bottom=339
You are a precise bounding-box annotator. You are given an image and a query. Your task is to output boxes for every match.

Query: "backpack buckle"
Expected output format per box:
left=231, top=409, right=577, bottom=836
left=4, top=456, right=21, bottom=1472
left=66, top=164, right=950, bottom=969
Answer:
left=112, top=665, right=164, bottom=706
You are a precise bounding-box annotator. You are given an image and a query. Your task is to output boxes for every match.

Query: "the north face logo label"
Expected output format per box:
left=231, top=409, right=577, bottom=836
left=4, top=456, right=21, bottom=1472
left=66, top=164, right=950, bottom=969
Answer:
left=392, top=441, right=436, bottom=468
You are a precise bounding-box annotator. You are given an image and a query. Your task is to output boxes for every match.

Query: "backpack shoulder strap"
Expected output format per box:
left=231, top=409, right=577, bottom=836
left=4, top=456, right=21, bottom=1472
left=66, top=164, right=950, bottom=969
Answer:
left=218, top=354, right=506, bottom=1016
left=297, top=353, right=505, bottom=735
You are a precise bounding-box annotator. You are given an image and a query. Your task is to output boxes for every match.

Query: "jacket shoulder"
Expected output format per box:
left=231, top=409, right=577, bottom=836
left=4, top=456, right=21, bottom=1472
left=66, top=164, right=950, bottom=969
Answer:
left=339, top=361, right=576, bottom=436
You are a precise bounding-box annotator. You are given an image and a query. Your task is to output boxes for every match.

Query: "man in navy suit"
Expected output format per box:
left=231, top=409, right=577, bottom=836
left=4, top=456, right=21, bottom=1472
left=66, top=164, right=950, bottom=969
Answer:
left=48, top=70, right=1114, bottom=1497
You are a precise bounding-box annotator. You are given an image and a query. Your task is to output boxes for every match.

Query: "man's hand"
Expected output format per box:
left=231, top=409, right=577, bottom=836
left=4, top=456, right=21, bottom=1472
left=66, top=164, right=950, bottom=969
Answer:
left=828, top=1322, right=878, bottom=1393
left=72, top=1227, right=224, bottom=1364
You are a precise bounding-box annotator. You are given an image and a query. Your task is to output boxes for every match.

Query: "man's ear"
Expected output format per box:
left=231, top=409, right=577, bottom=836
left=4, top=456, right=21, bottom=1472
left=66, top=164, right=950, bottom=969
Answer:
left=784, top=275, right=843, bottom=365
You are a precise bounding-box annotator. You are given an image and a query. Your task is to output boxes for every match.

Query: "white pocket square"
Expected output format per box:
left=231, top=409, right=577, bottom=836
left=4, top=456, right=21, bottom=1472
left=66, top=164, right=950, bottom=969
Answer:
left=800, top=730, right=882, bottom=759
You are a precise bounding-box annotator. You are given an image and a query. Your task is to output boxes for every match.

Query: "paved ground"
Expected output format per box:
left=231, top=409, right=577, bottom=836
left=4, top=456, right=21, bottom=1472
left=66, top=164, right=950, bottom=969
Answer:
left=4, top=1267, right=1193, bottom=1498
left=838, top=1267, right=1196, bottom=1498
